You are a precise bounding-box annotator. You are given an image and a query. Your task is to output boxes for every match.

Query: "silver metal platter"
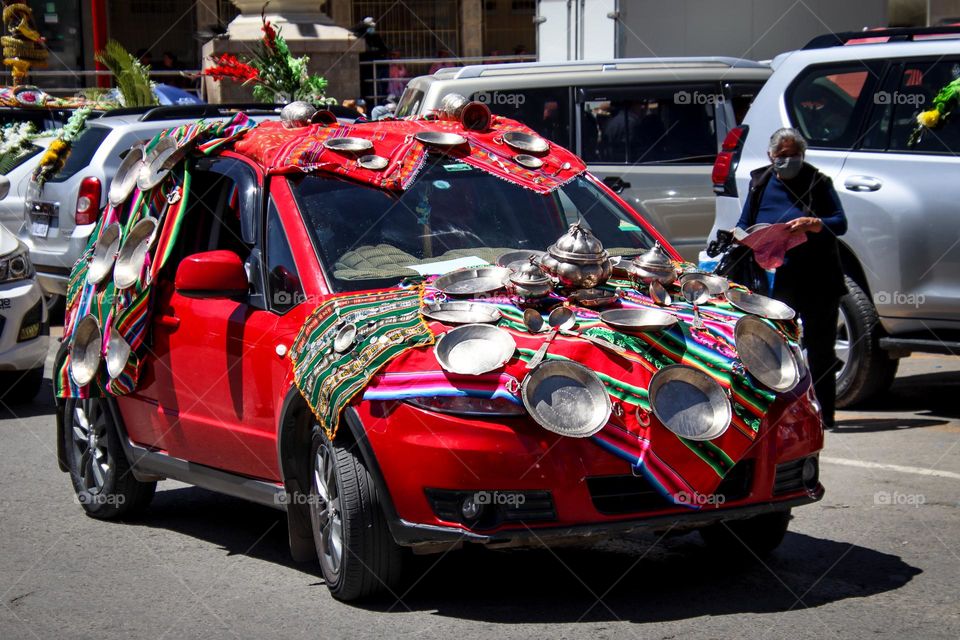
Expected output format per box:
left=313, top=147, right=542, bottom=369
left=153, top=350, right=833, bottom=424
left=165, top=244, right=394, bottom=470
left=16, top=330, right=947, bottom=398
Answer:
left=734, top=315, right=801, bottom=392
left=434, top=324, right=516, bottom=375
left=513, top=153, right=543, bottom=169
left=680, top=272, right=729, bottom=296
left=648, top=365, right=731, bottom=441
left=323, top=137, right=374, bottom=153
left=420, top=301, right=502, bottom=324
left=567, top=288, right=619, bottom=309
left=496, top=249, right=545, bottom=271
left=86, top=222, right=122, bottom=285
left=415, top=131, right=468, bottom=147
left=357, top=154, right=389, bottom=170
left=137, top=137, right=186, bottom=190
left=333, top=323, right=358, bottom=353
left=69, top=315, right=102, bottom=386
left=600, top=308, right=678, bottom=333
left=105, top=331, right=132, bottom=380
left=109, top=146, right=145, bottom=206
left=521, top=360, right=611, bottom=438
left=726, top=289, right=796, bottom=321
left=113, top=217, right=157, bottom=290
left=433, top=266, right=511, bottom=297
left=502, top=131, right=549, bottom=154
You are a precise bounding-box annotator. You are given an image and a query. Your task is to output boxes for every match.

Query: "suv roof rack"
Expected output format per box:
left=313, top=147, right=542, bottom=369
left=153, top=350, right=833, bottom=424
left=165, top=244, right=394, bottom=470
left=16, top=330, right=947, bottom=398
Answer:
left=442, top=56, right=768, bottom=80
left=804, top=25, right=960, bottom=49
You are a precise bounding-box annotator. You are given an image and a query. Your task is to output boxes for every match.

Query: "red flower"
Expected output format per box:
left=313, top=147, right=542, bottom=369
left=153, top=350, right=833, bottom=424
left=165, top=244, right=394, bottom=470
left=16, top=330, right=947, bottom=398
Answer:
left=262, top=20, right=277, bottom=51
left=201, top=54, right=259, bottom=82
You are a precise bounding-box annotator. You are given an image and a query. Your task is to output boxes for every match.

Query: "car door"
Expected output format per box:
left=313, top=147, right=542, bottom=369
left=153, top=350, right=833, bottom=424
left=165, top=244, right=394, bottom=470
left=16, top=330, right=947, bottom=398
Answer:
left=123, top=157, right=301, bottom=481
left=576, top=83, right=722, bottom=261
left=831, top=56, right=960, bottom=327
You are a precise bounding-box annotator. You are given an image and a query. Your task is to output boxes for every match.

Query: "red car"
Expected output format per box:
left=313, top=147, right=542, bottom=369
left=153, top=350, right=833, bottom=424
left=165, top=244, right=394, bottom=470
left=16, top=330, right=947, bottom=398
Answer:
left=55, top=106, right=823, bottom=601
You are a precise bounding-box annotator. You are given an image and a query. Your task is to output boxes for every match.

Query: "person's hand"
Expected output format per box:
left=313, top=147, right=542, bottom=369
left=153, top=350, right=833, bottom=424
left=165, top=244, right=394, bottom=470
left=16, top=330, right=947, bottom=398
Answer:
left=787, top=217, right=823, bottom=233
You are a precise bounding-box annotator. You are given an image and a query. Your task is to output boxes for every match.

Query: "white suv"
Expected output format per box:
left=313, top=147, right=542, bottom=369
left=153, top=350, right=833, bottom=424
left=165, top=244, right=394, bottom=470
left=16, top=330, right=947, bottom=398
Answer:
left=704, top=26, right=960, bottom=406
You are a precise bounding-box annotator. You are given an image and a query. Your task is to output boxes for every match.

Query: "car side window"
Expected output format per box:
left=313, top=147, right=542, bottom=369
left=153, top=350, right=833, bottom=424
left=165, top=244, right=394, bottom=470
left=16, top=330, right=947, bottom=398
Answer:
left=265, top=197, right=303, bottom=313
left=578, top=86, right=718, bottom=164
left=469, top=87, right=571, bottom=148
left=786, top=63, right=879, bottom=149
left=887, top=59, right=960, bottom=154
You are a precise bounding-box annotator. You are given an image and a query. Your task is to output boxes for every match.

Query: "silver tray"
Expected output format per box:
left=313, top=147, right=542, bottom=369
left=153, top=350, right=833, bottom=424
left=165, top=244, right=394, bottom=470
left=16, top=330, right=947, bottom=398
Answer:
left=600, top=308, right=678, bottom=333
left=496, top=249, right=545, bottom=271
left=433, top=266, right=511, bottom=296
left=502, top=131, right=549, bottom=154
left=323, top=137, right=374, bottom=153
left=87, top=222, right=122, bottom=285
left=648, top=365, right=731, bottom=441
left=421, top=301, right=502, bottom=324
left=435, top=324, right=515, bottom=375
left=521, top=360, right=611, bottom=438
left=137, top=137, right=188, bottom=190
left=105, top=331, right=132, bottom=380
left=726, top=289, right=796, bottom=321
left=415, top=131, right=467, bottom=147
left=114, top=217, right=157, bottom=290
left=513, top=154, right=543, bottom=169
left=357, top=154, right=389, bottom=170
left=680, top=272, right=729, bottom=296
left=734, top=315, right=800, bottom=392
left=69, top=315, right=102, bottom=386
left=109, top=146, right=145, bottom=206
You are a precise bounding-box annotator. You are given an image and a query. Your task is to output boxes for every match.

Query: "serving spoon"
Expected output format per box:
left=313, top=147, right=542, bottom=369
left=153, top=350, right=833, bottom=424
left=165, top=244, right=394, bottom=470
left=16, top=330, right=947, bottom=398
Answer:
left=526, top=306, right=575, bottom=369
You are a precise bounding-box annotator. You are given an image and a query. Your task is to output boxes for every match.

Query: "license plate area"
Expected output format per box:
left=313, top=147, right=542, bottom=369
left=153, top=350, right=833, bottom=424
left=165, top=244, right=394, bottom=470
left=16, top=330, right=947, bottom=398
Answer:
left=27, top=200, right=58, bottom=238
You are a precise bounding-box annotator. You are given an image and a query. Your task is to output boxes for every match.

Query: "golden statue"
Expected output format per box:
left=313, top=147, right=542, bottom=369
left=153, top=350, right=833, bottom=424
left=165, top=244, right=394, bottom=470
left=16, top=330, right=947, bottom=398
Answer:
left=2, top=1, right=48, bottom=85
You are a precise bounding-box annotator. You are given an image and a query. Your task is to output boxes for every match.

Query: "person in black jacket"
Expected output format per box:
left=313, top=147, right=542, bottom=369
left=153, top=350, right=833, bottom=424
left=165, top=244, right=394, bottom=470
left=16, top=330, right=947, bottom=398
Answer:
left=736, top=128, right=847, bottom=428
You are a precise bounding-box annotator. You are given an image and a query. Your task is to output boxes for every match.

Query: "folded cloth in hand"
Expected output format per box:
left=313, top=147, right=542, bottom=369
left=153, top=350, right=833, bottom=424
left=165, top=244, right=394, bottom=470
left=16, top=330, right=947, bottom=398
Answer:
left=737, top=222, right=807, bottom=270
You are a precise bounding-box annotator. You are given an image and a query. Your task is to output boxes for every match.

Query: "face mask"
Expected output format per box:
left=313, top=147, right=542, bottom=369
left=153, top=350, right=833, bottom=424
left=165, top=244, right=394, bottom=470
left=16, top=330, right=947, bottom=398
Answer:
left=773, top=155, right=803, bottom=180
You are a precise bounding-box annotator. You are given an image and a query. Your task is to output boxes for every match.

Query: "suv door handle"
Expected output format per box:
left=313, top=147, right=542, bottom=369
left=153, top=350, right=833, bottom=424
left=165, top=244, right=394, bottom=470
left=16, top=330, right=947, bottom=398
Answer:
left=843, top=175, right=882, bottom=192
left=602, top=176, right=631, bottom=193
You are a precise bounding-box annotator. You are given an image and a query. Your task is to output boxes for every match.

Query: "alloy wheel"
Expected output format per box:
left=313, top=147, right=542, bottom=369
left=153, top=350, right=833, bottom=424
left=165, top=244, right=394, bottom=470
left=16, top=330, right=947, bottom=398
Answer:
left=71, top=398, right=111, bottom=493
left=311, top=440, right=344, bottom=578
left=835, top=307, right=853, bottom=382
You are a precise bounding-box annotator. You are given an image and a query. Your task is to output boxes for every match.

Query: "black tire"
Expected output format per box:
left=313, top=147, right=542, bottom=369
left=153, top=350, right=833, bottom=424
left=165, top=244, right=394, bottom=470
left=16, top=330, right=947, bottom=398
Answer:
left=836, top=277, right=899, bottom=407
left=699, top=510, right=792, bottom=558
left=0, top=367, right=43, bottom=405
left=62, top=397, right=156, bottom=519
left=309, top=427, right=403, bottom=601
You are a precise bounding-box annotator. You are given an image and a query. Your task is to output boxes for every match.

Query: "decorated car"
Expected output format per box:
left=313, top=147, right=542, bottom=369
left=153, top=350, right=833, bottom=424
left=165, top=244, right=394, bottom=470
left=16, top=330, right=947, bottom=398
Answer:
left=53, top=98, right=824, bottom=602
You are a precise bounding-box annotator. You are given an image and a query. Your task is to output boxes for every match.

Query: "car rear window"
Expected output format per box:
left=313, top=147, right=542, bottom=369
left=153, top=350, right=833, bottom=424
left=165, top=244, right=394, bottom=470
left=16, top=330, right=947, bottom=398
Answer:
left=0, top=144, right=42, bottom=175
left=46, top=125, right=110, bottom=183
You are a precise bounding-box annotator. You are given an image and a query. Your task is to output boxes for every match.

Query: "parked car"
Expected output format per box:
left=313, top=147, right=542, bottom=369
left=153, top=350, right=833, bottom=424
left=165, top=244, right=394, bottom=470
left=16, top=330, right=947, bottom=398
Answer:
left=704, top=26, right=960, bottom=406
left=0, top=222, right=48, bottom=403
left=397, top=57, right=771, bottom=261
left=56, top=110, right=824, bottom=601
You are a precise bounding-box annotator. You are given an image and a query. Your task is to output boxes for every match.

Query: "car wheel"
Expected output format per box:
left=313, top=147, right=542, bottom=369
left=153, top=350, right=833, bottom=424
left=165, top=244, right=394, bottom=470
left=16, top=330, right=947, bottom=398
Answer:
left=836, top=277, right=899, bottom=407
left=309, top=427, right=403, bottom=601
left=63, top=397, right=156, bottom=519
left=699, top=510, right=791, bottom=558
left=0, top=367, right=43, bottom=404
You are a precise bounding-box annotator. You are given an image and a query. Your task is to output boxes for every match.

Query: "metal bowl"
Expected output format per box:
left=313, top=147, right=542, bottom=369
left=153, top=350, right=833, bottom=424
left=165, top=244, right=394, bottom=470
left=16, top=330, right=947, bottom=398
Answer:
left=726, top=289, right=796, bottom=321
left=86, top=222, right=122, bottom=285
left=496, top=249, right=545, bottom=271
left=415, top=131, right=468, bottom=147
left=323, top=137, right=374, bottom=153
left=434, top=324, right=516, bottom=375
left=105, top=330, right=132, bottom=380
left=648, top=365, right=731, bottom=441
left=333, top=322, right=358, bottom=353
left=137, top=137, right=185, bottom=190
left=433, top=266, right=512, bottom=297
left=421, top=301, right=502, bottom=324
left=114, top=217, right=157, bottom=290
left=69, top=315, right=102, bottom=386
left=513, top=154, right=543, bottom=169
left=502, top=131, right=549, bottom=154
left=600, top=308, right=678, bottom=333
left=734, top=315, right=801, bottom=392
left=680, top=272, right=729, bottom=296
left=280, top=101, right=317, bottom=128
left=109, top=145, right=145, bottom=206
left=521, top=360, right=611, bottom=438
left=357, top=154, right=389, bottom=170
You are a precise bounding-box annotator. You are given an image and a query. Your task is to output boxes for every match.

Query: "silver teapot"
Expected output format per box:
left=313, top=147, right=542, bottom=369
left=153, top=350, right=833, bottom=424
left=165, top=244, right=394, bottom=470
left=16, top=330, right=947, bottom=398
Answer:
left=540, top=222, right=612, bottom=289
left=506, top=256, right=553, bottom=299
left=629, top=241, right=677, bottom=285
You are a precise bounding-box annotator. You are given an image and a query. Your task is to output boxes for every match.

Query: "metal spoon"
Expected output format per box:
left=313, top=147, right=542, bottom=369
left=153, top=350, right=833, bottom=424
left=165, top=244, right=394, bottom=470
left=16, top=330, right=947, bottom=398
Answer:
left=681, top=279, right=710, bottom=329
left=526, top=306, right=575, bottom=369
left=649, top=281, right=671, bottom=306
left=523, top=307, right=545, bottom=333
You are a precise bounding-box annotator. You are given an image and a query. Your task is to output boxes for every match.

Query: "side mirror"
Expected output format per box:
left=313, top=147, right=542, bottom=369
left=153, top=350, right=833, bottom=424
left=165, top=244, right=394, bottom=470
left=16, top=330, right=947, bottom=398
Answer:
left=175, top=250, right=249, bottom=298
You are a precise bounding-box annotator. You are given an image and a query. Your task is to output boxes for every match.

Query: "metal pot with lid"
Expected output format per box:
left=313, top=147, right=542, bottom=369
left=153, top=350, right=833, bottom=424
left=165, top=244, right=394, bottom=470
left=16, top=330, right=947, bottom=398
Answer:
left=540, top=222, right=612, bottom=289
left=507, top=256, right=554, bottom=299
left=629, top=241, right=677, bottom=285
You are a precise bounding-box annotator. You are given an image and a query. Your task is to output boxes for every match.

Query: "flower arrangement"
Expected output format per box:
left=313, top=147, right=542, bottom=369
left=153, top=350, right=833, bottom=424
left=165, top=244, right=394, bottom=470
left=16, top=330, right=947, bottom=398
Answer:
left=202, top=4, right=333, bottom=105
left=94, top=40, right=157, bottom=108
left=32, top=106, right=91, bottom=188
left=908, top=77, right=960, bottom=147
left=0, top=120, right=37, bottom=172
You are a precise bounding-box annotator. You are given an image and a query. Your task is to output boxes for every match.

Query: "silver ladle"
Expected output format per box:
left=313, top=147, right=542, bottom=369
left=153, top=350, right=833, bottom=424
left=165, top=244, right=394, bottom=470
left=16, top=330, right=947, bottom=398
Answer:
left=681, top=279, right=710, bottom=330
left=526, top=306, right=575, bottom=369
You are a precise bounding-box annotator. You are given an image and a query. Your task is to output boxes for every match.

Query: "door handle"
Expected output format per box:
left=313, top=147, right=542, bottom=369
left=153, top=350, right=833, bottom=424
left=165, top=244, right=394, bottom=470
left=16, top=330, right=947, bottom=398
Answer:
left=156, top=314, right=180, bottom=329
left=843, top=175, right=882, bottom=192
left=602, top=176, right=631, bottom=193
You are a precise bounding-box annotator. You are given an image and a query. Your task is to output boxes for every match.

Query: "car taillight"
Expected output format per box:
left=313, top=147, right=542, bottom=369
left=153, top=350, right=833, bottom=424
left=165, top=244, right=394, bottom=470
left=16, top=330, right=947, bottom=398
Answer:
left=75, top=177, right=102, bottom=226
left=712, top=126, right=748, bottom=196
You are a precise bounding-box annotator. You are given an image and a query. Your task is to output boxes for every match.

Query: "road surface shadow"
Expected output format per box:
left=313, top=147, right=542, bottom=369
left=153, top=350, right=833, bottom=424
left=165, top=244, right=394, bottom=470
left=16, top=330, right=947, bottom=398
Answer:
left=128, top=486, right=919, bottom=621
left=831, top=417, right=948, bottom=432
left=843, top=369, right=960, bottom=419
left=0, top=378, right=57, bottom=419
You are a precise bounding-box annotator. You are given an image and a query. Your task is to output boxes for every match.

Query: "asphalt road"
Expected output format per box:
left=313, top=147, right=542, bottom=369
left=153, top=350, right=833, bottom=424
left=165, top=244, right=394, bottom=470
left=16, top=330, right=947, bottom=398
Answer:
left=1, top=344, right=958, bottom=639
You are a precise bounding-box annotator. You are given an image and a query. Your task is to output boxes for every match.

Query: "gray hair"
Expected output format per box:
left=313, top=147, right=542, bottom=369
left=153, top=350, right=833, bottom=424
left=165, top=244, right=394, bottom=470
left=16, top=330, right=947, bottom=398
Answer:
left=768, top=127, right=808, bottom=155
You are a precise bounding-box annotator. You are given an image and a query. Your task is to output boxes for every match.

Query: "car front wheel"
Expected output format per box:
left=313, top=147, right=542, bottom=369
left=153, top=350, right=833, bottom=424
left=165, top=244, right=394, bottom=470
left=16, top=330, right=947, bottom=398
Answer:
left=699, top=510, right=792, bottom=558
left=309, top=427, right=403, bottom=601
left=836, top=277, right=899, bottom=407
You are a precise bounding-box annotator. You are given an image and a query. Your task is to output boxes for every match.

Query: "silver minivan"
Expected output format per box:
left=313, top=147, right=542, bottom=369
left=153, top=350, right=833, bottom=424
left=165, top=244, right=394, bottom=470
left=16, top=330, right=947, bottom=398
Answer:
left=398, top=57, right=770, bottom=261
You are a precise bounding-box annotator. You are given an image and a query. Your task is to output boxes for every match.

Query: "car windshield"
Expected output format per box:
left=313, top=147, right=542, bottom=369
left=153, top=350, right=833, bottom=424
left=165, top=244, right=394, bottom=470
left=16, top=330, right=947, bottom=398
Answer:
left=290, top=162, right=658, bottom=292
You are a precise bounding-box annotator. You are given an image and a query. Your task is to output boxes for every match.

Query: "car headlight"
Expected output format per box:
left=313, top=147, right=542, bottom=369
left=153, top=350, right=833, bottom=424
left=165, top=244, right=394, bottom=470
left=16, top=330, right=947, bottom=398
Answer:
left=406, top=395, right=526, bottom=417
left=0, top=246, right=34, bottom=283
left=734, top=315, right=801, bottom=392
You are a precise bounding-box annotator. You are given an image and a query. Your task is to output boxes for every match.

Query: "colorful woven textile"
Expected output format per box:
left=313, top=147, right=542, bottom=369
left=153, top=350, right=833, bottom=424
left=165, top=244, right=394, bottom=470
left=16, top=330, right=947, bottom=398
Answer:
left=289, top=289, right=435, bottom=439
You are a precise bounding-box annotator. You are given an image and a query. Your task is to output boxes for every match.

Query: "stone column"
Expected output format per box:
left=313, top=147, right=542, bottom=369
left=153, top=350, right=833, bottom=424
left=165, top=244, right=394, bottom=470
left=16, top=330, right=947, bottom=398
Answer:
left=460, top=0, right=483, bottom=58
left=201, top=0, right=364, bottom=103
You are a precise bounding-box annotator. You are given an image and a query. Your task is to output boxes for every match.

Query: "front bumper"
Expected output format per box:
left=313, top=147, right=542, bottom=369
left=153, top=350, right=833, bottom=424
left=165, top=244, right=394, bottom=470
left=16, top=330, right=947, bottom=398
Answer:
left=0, top=277, right=49, bottom=371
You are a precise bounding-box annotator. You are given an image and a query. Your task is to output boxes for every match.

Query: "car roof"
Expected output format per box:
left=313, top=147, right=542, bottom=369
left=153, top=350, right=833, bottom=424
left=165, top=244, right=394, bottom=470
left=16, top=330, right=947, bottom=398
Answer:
left=770, top=30, right=960, bottom=70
